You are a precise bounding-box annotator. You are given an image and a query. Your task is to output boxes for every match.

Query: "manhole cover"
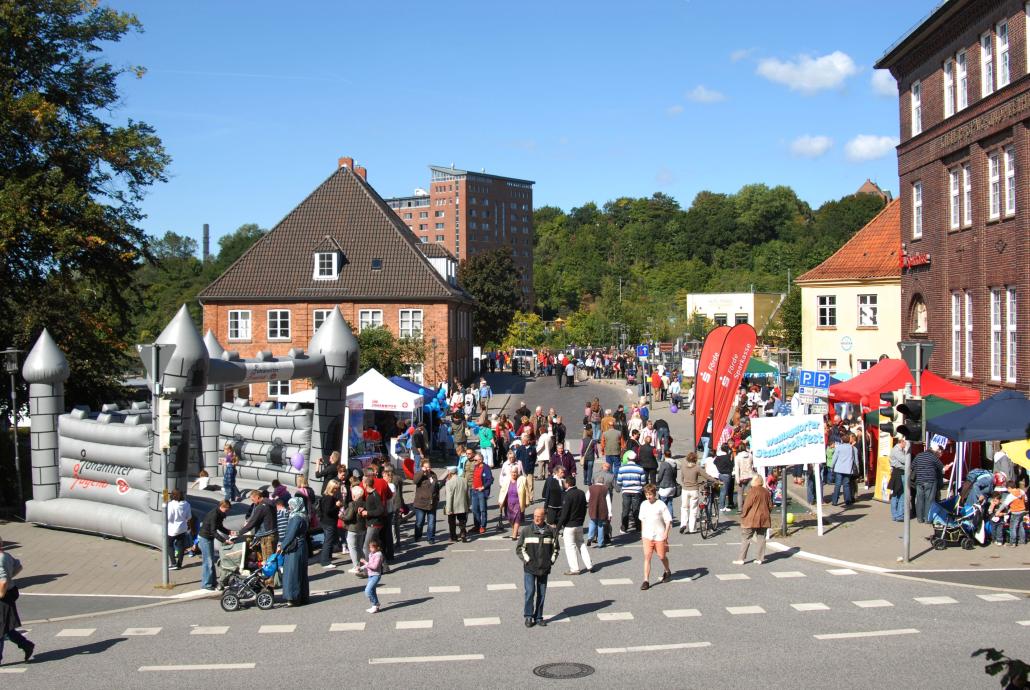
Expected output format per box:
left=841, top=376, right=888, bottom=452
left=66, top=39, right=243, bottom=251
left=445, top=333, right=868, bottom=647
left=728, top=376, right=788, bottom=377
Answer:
left=533, top=662, right=595, bottom=680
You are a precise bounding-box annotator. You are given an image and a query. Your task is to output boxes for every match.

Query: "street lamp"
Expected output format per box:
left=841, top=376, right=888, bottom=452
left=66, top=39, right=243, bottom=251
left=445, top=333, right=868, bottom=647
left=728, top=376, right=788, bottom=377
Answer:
left=3, top=347, right=23, bottom=508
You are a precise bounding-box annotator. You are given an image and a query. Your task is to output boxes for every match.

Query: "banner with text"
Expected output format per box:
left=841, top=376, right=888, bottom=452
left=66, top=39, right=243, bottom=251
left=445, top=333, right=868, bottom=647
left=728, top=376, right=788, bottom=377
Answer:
left=751, top=414, right=827, bottom=469
left=710, top=323, right=757, bottom=434
left=692, top=325, right=731, bottom=443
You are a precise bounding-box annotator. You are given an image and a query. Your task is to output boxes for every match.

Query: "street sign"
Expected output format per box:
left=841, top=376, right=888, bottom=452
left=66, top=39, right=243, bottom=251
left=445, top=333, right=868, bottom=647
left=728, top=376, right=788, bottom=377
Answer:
left=798, top=369, right=831, bottom=391
left=636, top=344, right=650, bottom=358
left=658, top=342, right=674, bottom=353
left=809, top=402, right=829, bottom=415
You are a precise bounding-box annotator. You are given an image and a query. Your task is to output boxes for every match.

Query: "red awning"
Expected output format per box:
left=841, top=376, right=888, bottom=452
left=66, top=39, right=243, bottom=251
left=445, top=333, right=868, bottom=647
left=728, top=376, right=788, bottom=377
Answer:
left=919, top=370, right=980, bottom=405
left=828, top=359, right=980, bottom=406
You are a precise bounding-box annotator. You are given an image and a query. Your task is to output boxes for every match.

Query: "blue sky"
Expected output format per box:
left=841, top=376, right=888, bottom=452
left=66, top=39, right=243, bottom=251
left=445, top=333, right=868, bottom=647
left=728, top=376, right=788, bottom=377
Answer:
left=104, top=0, right=929, bottom=248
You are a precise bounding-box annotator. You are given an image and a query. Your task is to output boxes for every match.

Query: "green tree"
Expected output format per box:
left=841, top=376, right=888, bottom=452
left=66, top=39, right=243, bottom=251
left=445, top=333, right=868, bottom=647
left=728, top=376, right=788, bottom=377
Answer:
left=356, top=326, right=425, bottom=378
left=209, top=223, right=268, bottom=273
left=778, top=286, right=802, bottom=353
left=501, top=311, right=546, bottom=350
left=0, top=0, right=169, bottom=406
left=457, top=248, right=520, bottom=346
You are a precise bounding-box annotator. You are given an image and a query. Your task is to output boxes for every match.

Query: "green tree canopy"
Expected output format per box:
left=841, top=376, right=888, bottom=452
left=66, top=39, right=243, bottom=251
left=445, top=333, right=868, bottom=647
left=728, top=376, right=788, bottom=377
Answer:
left=356, top=325, right=425, bottom=378
left=457, top=248, right=520, bottom=347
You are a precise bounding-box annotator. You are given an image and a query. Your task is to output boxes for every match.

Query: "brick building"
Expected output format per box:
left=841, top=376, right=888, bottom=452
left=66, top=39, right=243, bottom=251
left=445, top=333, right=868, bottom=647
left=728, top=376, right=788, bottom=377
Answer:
left=385, top=165, right=535, bottom=306
left=198, top=158, right=476, bottom=401
left=876, top=0, right=1029, bottom=398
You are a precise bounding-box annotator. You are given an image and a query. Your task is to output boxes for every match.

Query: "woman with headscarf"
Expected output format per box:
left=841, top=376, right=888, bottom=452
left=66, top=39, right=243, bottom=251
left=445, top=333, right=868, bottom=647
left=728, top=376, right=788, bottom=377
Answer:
left=278, top=496, right=310, bottom=607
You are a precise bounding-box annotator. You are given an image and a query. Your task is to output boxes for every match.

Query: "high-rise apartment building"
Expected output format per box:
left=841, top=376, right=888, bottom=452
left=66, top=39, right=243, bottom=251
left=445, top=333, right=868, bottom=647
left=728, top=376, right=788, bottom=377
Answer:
left=386, top=165, right=535, bottom=306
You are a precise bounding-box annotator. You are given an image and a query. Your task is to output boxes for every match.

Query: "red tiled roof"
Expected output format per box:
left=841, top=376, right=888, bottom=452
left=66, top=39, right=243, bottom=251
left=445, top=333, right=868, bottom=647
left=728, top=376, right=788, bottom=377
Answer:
left=796, top=198, right=900, bottom=283
left=199, top=166, right=469, bottom=302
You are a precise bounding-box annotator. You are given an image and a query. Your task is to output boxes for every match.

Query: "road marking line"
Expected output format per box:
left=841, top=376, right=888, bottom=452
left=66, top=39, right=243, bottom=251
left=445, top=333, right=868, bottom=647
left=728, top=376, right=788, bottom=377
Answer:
left=451, top=548, right=476, bottom=552
left=978, top=593, right=1019, bottom=602
left=258, top=624, right=296, bottom=634
left=396, top=620, right=433, bottom=630
left=692, top=543, right=720, bottom=546
left=487, top=583, right=517, bottom=591
left=726, top=606, right=765, bottom=615
left=18, top=592, right=169, bottom=599
left=715, top=573, right=750, bottom=581
left=483, top=548, right=510, bottom=552
left=55, top=628, right=95, bottom=637
left=597, top=612, right=634, bottom=621
left=814, top=628, right=919, bottom=640
left=1018, top=621, right=1030, bottom=626
left=190, top=626, right=229, bottom=635
left=546, top=616, right=572, bottom=624
left=599, top=578, right=634, bottom=586
left=0, top=668, right=27, bottom=674
left=330, top=623, right=365, bottom=632
left=597, top=642, right=710, bottom=654
left=548, top=580, right=574, bottom=588
left=771, top=571, right=806, bottom=579
left=914, top=596, right=958, bottom=605
left=369, top=654, right=484, bottom=665
left=853, top=599, right=893, bottom=608
left=827, top=568, right=857, bottom=576
left=140, top=663, right=256, bottom=672
left=428, top=586, right=461, bottom=593
left=464, top=617, right=501, bottom=626
left=123, top=627, right=162, bottom=636
left=663, top=608, right=702, bottom=618
left=792, top=603, right=830, bottom=611
left=725, top=542, right=742, bottom=545
left=378, top=587, right=401, bottom=595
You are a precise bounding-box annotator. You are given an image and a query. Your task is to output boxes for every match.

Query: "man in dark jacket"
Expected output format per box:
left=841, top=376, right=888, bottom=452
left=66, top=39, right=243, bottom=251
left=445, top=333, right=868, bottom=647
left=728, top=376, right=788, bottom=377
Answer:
left=549, top=441, right=576, bottom=479
left=233, top=490, right=278, bottom=560
left=637, top=440, right=658, bottom=485
left=315, top=451, right=342, bottom=494
left=515, top=507, right=560, bottom=628
left=542, top=466, right=566, bottom=526
left=557, top=476, right=592, bottom=575
left=413, top=460, right=441, bottom=544
left=198, top=500, right=231, bottom=590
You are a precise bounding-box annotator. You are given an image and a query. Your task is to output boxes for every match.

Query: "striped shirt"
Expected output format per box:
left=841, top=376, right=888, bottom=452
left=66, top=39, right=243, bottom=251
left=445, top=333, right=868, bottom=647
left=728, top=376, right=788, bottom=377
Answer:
left=616, top=462, right=646, bottom=495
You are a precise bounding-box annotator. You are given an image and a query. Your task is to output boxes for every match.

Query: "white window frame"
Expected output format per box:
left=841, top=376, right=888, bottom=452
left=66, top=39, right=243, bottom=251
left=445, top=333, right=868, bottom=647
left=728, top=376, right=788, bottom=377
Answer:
left=997, top=20, right=1010, bottom=88
left=398, top=309, right=424, bottom=338
left=817, top=295, right=837, bottom=327
left=956, top=50, right=968, bottom=110
left=991, top=289, right=1003, bottom=381
left=981, top=32, right=994, bottom=97
left=910, top=80, right=922, bottom=135
left=816, top=359, right=837, bottom=374
left=962, top=163, right=972, bottom=226
left=1007, top=288, right=1017, bottom=383
left=857, top=359, right=877, bottom=373
left=267, top=309, right=291, bottom=341
left=912, top=181, right=923, bottom=238
left=989, top=152, right=1001, bottom=220
left=943, top=58, right=955, bottom=117
left=965, top=291, right=974, bottom=378
left=858, top=294, right=878, bottom=327
left=313, top=251, right=338, bottom=280
left=1004, top=145, right=1016, bottom=217
left=267, top=380, right=291, bottom=398
left=228, top=309, right=251, bottom=341
left=312, top=309, right=332, bottom=334
left=948, top=168, right=960, bottom=230
left=951, top=292, right=962, bottom=376
left=358, top=309, right=383, bottom=332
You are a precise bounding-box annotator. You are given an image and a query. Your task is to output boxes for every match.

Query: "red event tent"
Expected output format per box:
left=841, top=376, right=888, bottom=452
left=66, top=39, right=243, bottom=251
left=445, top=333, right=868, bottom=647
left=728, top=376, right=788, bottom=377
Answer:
left=828, top=358, right=980, bottom=407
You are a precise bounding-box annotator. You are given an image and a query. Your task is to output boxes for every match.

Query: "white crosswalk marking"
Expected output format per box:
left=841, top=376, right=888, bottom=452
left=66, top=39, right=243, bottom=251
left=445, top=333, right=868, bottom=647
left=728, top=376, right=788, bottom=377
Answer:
left=378, top=587, right=402, bottom=595
left=1018, top=621, right=1030, bottom=626
left=56, top=628, right=95, bottom=637
left=369, top=654, right=483, bottom=665
left=0, top=668, right=27, bottom=674
left=258, top=624, right=296, bottom=634
left=548, top=580, right=574, bottom=588
left=715, top=573, right=750, bottom=581
left=827, top=568, right=857, bottom=576
left=599, top=578, right=634, bottom=586
left=914, top=596, right=957, bottom=606
left=464, top=617, right=501, bottom=626
left=815, top=629, right=919, bottom=640
left=726, top=606, right=765, bottom=615
left=396, top=620, right=433, bottom=630
left=663, top=608, right=702, bottom=618
left=123, top=627, right=162, bottom=636
left=598, top=642, right=710, bottom=654
left=978, top=593, right=1019, bottom=602
left=487, top=583, right=517, bottom=591
left=330, top=623, right=366, bottom=632
left=140, top=663, right=256, bottom=672
left=792, top=603, right=830, bottom=611
left=190, top=626, right=229, bottom=635
left=428, top=586, right=460, bottom=593
left=853, top=599, right=893, bottom=608
left=598, top=612, right=634, bottom=621
left=771, top=571, right=806, bottom=579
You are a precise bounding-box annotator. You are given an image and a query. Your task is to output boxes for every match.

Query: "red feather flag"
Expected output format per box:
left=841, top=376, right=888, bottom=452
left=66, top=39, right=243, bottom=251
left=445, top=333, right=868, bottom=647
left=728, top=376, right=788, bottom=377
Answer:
left=692, top=325, right=731, bottom=444
left=710, top=324, right=758, bottom=440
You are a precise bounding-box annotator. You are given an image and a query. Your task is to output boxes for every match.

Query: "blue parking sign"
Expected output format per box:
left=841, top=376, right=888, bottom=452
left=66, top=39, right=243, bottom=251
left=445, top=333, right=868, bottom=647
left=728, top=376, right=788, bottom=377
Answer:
left=636, top=344, right=650, bottom=358
left=799, top=370, right=830, bottom=390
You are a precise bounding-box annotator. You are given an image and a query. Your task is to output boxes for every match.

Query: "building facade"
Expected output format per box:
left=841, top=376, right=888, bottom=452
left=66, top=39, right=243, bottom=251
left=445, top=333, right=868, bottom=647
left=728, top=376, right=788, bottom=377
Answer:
left=198, top=158, right=476, bottom=401
left=876, top=0, right=1029, bottom=398
left=796, top=199, right=902, bottom=378
left=385, top=165, right=535, bottom=306
left=685, top=292, right=786, bottom=336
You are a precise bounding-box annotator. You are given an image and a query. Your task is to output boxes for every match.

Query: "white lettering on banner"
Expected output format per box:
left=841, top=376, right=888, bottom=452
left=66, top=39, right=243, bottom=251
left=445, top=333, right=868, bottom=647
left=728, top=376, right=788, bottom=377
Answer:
left=751, top=414, right=826, bottom=469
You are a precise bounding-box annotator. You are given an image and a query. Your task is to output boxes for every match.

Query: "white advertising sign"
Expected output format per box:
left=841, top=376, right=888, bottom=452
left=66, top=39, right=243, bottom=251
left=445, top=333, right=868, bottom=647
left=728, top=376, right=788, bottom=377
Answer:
left=751, top=414, right=826, bottom=469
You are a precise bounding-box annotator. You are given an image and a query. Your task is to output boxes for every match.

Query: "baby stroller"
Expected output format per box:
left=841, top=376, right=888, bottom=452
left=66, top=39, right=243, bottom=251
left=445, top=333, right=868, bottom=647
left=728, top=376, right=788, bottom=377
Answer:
left=217, top=540, right=280, bottom=611
left=928, top=495, right=982, bottom=550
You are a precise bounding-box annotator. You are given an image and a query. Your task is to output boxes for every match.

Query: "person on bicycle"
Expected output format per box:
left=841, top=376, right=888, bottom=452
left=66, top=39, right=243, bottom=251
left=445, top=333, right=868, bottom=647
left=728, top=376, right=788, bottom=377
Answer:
left=678, top=452, right=704, bottom=534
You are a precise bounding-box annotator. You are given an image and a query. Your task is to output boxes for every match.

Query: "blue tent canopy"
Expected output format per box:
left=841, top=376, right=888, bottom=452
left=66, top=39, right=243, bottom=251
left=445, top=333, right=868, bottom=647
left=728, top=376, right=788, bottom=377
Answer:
left=926, top=390, right=1030, bottom=442
left=388, top=376, right=440, bottom=409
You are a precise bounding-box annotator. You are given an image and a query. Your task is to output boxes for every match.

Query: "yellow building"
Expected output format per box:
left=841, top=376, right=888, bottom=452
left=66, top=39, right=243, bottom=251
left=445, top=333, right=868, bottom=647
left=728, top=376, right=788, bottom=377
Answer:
left=685, top=292, right=785, bottom=336
left=796, top=199, right=901, bottom=378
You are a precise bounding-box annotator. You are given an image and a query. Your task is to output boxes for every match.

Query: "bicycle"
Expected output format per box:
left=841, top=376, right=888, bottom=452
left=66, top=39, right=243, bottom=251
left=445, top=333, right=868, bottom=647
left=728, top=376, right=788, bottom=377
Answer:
left=678, top=479, right=720, bottom=539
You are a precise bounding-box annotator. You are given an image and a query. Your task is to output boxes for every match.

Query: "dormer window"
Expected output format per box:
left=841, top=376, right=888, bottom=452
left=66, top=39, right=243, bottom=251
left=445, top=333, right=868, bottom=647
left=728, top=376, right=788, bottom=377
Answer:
left=313, top=251, right=338, bottom=280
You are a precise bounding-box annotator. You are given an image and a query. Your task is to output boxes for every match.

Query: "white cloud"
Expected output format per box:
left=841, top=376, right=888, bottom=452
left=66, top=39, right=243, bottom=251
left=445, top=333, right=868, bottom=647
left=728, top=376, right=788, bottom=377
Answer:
left=686, top=85, right=726, bottom=103
left=756, top=51, right=859, bottom=93
left=871, top=69, right=897, bottom=97
left=665, top=104, right=685, bottom=117
left=730, top=48, right=756, bottom=63
left=844, top=134, right=899, bottom=162
left=789, top=135, right=833, bottom=158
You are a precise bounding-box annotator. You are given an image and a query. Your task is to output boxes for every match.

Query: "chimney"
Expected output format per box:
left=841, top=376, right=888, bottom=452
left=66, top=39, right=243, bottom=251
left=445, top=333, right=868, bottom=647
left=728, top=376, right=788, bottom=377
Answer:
left=354, top=165, right=367, bottom=181
left=338, top=156, right=354, bottom=170
left=202, top=223, right=210, bottom=261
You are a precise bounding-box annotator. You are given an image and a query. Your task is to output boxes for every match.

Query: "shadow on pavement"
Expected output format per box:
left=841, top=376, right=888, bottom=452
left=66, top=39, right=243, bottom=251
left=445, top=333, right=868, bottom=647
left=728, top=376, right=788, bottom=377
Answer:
left=556, top=598, right=614, bottom=620
left=593, top=555, right=631, bottom=571
left=29, top=638, right=126, bottom=664
left=395, top=557, right=442, bottom=572
left=763, top=547, right=799, bottom=563
left=314, top=585, right=366, bottom=601
left=675, top=567, right=709, bottom=581
left=17, top=572, right=67, bottom=588
left=380, top=596, right=432, bottom=612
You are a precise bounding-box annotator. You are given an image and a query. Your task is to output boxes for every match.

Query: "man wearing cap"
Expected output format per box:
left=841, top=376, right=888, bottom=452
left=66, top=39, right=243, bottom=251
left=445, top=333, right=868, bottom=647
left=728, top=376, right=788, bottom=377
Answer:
left=912, top=443, right=952, bottom=523
left=616, top=450, right=645, bottom=533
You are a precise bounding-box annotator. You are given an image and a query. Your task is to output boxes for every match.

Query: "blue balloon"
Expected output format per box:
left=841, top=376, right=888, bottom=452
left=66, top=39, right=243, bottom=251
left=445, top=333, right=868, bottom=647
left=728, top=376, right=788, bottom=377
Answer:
left=418, top=387, right=425, bottom=395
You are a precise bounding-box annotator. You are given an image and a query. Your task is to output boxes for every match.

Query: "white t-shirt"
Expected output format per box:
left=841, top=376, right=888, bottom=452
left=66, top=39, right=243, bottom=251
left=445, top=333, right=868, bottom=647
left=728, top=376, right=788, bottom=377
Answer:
left=565, top=362, right=575, bottom=376
left=167, top=500, right=192, bottom=537
left=638, top=498, right=672, bottom=541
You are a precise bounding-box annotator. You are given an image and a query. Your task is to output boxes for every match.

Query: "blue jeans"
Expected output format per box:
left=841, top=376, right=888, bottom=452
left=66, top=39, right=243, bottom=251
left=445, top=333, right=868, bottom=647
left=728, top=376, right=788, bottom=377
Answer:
left=583, top=458, right=594, bottom=485
left=915, top=481, right=937, bottom=523
left=365, top=573, right=381, bottom=606
left=832, top=472, right=853, bottom=505
left=1010, top=512, right=1027, bottom=545
left=890, top=493, right=905, bottom=521
left=471, top=489, right=488, bottom=529
left=718, top=474, right=732, bottom=510
left=199, top=536, right=216, bottom=589
left=592, top=422, right=601, bottom=442
left=806, top=470, right=819, bottom=504
left=223, top=482, right=239, bottom=502
left=523, top=571, right=548, bottom=621
left=414, top=508, right=437, bottom=542
left=605, top=455, right=621, bottom=475
left=661, top=495, right=675, bottom=522
left=587, top=519, right=606, bottom=547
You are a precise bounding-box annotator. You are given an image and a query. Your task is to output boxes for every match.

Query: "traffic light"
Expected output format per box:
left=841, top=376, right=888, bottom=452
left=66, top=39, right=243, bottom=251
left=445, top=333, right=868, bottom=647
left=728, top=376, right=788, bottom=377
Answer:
left=878, top=392, right=897, bottom=435
left=158, top=398, right=185, bottom=451
left=896, top=397, right=923, bottom=443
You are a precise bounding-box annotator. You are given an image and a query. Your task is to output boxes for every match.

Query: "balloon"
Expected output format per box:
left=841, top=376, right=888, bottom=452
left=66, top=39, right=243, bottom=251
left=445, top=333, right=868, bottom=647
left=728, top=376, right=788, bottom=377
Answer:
left=408, top=426, right=415, bottom=435
left=670, top=404, right=678, bottom=414
left=418, top=388, right=425, bottom=395
left=437, top=389, right=446, bottom=399
left=786, top=512, right=795, bottom=525
left=291, top=452, right=305, bottom=471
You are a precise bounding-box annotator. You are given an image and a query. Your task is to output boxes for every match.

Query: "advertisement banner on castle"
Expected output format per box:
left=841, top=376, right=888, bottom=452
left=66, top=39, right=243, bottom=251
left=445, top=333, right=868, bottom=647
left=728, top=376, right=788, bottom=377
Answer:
left=710, top=323, right=757, bottom=432
left=751, top=414, right=826, bottom=469
left=692, top=325, right=731, bottom=443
